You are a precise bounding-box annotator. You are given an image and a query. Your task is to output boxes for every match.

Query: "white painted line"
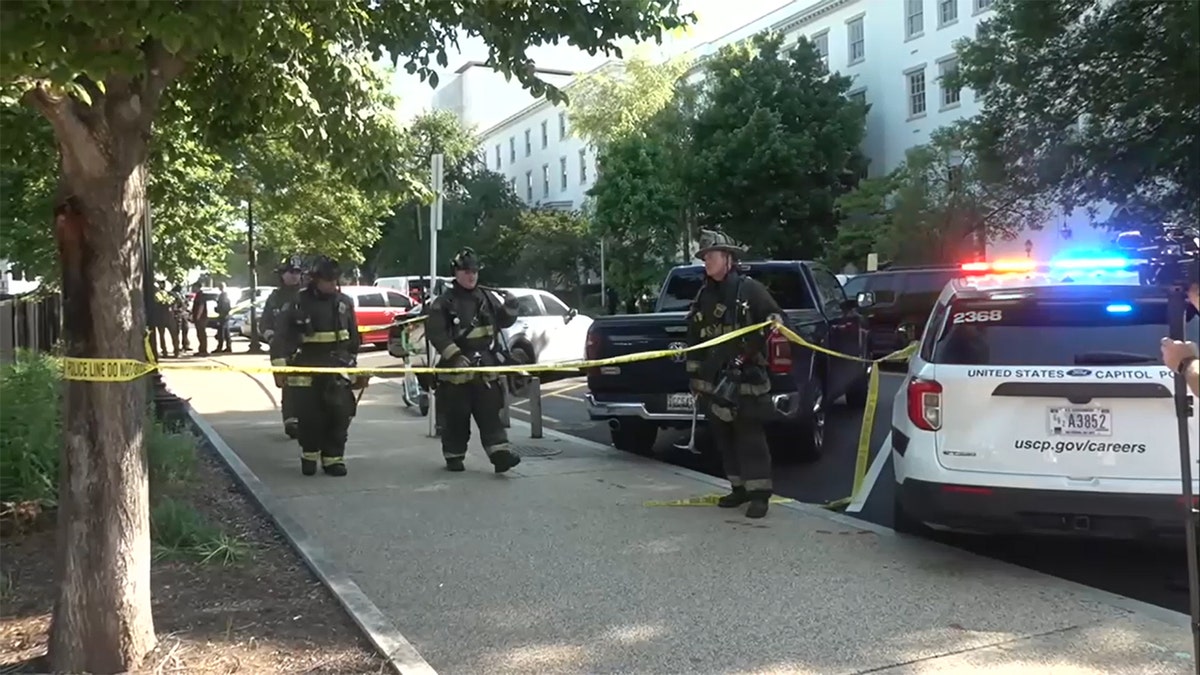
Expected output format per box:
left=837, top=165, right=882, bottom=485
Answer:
left=546, top=392, right=585, bottom=402
left=509, top=405, right=561, bottom=424
left=846, top=432, right=891, bottom=514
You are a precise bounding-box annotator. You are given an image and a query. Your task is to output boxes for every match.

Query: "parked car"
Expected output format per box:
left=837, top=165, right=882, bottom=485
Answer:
left=501, top=288, right=591, bottom=367
left=847, top=265, right=960, bottom=359
left=375, top=275, right=451, bottom=299
left=340, top=285, right=415, bottom=348
left=584, top=260, right=872, bottom=461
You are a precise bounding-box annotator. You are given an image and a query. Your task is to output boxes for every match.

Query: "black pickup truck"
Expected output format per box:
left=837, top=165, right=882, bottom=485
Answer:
left=584, top=260, right=874, bottom=461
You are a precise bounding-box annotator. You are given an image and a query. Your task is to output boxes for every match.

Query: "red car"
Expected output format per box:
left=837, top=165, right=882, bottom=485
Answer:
left=340, top=285, right=414, bottom=348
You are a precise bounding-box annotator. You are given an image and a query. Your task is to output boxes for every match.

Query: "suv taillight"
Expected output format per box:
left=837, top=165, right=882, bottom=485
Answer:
left=767, top=330, right=791, bottom=375
left=907, top=378, right=943, bottom=431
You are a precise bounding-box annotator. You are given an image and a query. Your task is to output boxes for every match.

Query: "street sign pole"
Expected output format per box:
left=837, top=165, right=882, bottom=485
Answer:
left=427, top=154, right=444, bottom=438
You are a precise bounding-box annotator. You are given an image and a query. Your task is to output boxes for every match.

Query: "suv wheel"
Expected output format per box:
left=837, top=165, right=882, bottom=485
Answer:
left=845, top=364, right=871, bottom=408
left=610, top=420, right=657, bottom=455
left=892, top=494, right=927, bottom=535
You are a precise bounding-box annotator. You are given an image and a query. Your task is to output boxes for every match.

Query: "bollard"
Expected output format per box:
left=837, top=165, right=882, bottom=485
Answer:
left=529, top=376, right=543, bottom=439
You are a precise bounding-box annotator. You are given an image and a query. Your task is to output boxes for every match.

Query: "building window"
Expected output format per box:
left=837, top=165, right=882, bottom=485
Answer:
left=578, top=148, right=588, bottom=183
left=540, top=120, right=548, bottom=148
left=906, top=67, right=927, bottom=117
left=509, top=176, right=517, bottom=193
left=541, top=163, right=550, bottom=197
left=938, top=57, right=961, bottom=108
left=849, top=89, right=867, bottom=107
left=494, top=144, right=502, bottom=169
left=524, top=129, right=531, bottom=156
left=525, top=170, right=533, bottom=201
left=938, top=0, right=957, bottom=27
left=559, top=156, right=568, bottom=190
left=905, top=0, right=924, bottom=39
left=847, top=17, right=865, bottom=64
left=811, top=30, right=829, bottom=70
left=559, top=112, right=568, bottom=139
left=974, top=0, right=994, bottom=12
left=509, top=137, right=516, bottom=163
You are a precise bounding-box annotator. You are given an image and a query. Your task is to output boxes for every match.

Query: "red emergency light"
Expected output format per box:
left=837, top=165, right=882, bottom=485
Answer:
left=960, top=260, right=1037, bottom=274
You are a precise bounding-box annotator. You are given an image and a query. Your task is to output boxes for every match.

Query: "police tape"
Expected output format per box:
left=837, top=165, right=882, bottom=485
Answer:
left=55, top=321, right=773, bottom=382
left=643, top=494, right=796, bottom=507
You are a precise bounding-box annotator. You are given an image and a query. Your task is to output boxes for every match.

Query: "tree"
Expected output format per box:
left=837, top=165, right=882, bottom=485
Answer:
left=827, top=174, right=897, bottom=272
left=587, top=102, right=692, bottom=300
left=507, top=208, right=595, bottom=289
left=689, top=32, right=868, bottom=259
left=567, top=53, right=691, bottom=150
left=0, top=2, right=690, bottom=671
left=953, top=0, right=1200, bottom=224
left=835, top=122, right=1053, bottom=266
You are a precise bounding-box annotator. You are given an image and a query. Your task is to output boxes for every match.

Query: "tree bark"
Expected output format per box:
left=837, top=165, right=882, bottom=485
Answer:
left=30, top=86, right=157, bottom=674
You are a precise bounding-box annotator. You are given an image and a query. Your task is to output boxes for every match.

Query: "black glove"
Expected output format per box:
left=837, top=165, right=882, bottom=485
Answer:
left=501, top=290, right=519, bottom=310
left=446, top=353, right=472, bottom=369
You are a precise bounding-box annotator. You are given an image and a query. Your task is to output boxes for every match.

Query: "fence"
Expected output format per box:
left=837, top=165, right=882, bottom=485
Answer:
left=0, top=293, right=63, bottom=363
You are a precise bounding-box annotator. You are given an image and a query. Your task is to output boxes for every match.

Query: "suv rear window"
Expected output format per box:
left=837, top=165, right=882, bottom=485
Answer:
left=658, top=266, right=815, bottom=311
left=930, top=299, right=1200, bottom=366
left=904, top=270, right=957, bottom=295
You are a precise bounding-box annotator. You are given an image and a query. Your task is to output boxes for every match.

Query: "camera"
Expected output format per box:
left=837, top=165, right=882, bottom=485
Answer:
left=1114, top=222, right=1199, bottom=289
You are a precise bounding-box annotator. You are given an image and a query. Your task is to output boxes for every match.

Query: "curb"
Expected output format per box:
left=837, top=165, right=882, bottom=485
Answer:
left=185, top=404, right=438, bottom=675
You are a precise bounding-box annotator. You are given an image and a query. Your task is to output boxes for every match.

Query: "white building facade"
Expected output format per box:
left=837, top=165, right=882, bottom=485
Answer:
left=437, top=0, right=1112, bottom=259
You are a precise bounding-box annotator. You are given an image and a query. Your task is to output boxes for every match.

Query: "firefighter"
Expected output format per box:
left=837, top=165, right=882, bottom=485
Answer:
left=684, top=229, right=783, bottom=519
left=263, top=255, right=305, bottom=439
left=275, top=255, right=367, bottom=476
left=424, top=247, right=523, bottom=473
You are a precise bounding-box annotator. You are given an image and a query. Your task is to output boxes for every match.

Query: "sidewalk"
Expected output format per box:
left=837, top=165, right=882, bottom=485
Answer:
left=164, top=354, right=1197, bottom=674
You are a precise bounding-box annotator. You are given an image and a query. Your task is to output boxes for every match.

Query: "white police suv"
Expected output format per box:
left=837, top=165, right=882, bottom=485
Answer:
left=891, top=256, right=1200, bottom=539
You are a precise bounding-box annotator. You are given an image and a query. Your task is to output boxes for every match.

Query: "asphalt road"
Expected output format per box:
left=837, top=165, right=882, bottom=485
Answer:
left=353, top=348, right=1197, bottom=616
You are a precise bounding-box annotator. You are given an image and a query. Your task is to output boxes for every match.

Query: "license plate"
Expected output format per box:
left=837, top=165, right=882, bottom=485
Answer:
left=1047, top=407, right=1112, bottom=436
left=667, top=393, right=694, bottom=411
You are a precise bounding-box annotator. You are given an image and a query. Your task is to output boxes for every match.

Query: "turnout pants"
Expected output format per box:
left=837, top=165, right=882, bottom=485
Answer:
left=710, top=410, right=773, bottom=494
left=436, top=377, right=512, bottom=462
left=281, top=384, right=298, bottom=425
left=292, top=374, right=356, bottom=469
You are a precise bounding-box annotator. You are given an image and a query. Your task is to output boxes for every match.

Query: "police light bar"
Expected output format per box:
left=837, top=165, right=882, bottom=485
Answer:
left=959, top=256, right=1132, bottom=275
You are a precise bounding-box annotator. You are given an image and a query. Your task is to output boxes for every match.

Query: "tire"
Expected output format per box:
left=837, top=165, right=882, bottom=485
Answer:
left=418, top=391, right=430, bottom=417
left=771, top=375, right=826, bottom=464
left=609, top=420, right=658, bottom=456
left=845, top=364, right=871, bottom=408
left=508, top=343, right=535, bottom=396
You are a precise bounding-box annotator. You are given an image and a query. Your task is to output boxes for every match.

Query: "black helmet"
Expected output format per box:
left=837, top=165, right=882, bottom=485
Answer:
left=451, top=247, right=482, bottom=272
left=694, top=228, right=748, bottom=260
left=309, top=255, right=341, bottom=281
left=277, top=255, right=303, bottom=274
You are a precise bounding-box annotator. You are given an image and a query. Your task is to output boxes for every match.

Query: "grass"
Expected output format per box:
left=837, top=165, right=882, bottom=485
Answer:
left=1, top=350, right=245, bottom=565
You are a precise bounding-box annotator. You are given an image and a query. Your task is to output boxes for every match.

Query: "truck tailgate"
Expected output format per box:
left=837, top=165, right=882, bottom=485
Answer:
left=586, top=313, right=692, bottom=395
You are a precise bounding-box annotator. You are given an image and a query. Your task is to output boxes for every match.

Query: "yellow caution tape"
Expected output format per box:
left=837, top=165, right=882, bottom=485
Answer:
left=644, top=494, right=795, bottom=507
left=55, top=320, right=772, bottom=382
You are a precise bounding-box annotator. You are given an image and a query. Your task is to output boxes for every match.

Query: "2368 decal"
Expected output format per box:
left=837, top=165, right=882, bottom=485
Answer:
left=952, top=309, right=1003, bottom=324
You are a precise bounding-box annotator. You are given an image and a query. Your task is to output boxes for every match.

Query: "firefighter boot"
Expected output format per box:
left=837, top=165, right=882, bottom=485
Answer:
left=490, top=449, right=521, bottom=474
left=284, top=418, right=299, bottom=439
left=717, top=486, right=750, bottom=508
left=322, top=458, right=347, bottom=477
left=301, top=452, right=319, bottom=476
left=745, top=490, right=771, bottom=519
left=445, top=458, right=465, bottom=472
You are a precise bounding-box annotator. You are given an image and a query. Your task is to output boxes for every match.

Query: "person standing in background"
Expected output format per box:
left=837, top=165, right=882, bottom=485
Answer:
left=213, top=282, right=233, bottom=353
left=173, top=282, right=192, bottom=353
left=191, top=281, right=209, bottom=356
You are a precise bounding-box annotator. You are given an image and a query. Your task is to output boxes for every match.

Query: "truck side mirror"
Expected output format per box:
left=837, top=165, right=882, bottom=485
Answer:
left=564, top=308, right=579, bottom=324
left=856, top=291, right=876, bottom=309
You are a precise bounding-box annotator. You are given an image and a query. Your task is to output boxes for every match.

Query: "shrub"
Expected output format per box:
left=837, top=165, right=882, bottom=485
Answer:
left=0, top=351, right=244, bottom=563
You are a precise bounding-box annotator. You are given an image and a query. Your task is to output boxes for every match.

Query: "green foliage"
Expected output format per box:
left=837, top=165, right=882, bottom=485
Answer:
left=953, top=0, right=1200, bottom=223
left=0, top=106, right=58, bottom=281
left=507, top=208, right=596, bottom=289
left=690, top=32, right=868, bottom=260
left=829, top=176, right=898, bottom=271
left=0, top=352, right=61, bottom=504
left=568, top=54, right=692, bottom=150
left=151, top=497, right=249, bottom=565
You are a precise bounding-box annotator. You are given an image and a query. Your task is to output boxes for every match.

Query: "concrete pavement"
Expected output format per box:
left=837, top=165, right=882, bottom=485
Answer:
left=164, top=353, right=1197, bottom=674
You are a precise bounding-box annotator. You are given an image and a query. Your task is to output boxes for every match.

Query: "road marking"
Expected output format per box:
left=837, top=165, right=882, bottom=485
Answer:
left=509, top=405, right=561, bottom=424
left=546, top=392, right=585, bottom=402
left=547, top=381, right=586, bottom=395
left=846, top=431, right=891, bottom=514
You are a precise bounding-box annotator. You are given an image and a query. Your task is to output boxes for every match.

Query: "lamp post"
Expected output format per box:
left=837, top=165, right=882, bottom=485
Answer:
left=246, top=197, right=261, bottom=353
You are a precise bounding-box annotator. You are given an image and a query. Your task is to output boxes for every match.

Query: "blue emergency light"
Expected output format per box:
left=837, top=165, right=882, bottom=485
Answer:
left=1105, top=303, right=1133, bottom=314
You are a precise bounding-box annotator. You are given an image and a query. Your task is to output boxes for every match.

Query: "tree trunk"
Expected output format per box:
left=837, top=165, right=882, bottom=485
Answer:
left=34, top=89, right=157, bottom=674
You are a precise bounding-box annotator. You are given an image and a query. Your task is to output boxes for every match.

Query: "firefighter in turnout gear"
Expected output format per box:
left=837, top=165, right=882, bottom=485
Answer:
left=275, top=256, right=367, bottom=476
left=264, top=255, right=306, bottom=439
left=425, top=247, right=523, bottom=473
left=685, top=229, right=783, bottom=518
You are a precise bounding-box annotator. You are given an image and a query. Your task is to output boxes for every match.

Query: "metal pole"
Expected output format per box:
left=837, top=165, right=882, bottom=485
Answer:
left=246, top=198, right=262, bottom=353
left=599, top=238, right=606, bottom=313
left=1167, top=285, right=1200, bottom=668
left=427, top=154, right=444, bottom=438
left=529, top=377, right=543, bottom=439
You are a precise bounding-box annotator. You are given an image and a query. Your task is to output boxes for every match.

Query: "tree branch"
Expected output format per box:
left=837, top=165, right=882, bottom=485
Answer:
left=22, top=86, right=109, bottom=180
left=140, top=38, right=188, bottom=125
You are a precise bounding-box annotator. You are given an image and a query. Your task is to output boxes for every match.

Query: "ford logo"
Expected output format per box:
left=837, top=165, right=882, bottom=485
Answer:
left=1066, top=368, right=1092, bottom=377
left=667, top=341, right=689, bottom=363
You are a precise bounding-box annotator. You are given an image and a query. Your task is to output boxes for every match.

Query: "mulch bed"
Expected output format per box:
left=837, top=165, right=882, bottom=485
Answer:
left=0, top=447, right=387, bottom=674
